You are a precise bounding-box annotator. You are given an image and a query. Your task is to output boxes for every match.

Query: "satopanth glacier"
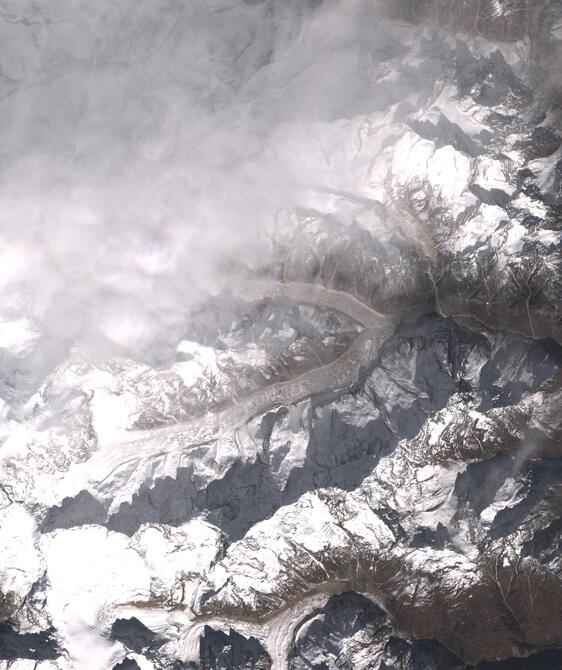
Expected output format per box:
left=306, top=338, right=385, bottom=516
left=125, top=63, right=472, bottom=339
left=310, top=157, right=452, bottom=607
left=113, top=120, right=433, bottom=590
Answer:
left=0, top=1, right=561, bottom=669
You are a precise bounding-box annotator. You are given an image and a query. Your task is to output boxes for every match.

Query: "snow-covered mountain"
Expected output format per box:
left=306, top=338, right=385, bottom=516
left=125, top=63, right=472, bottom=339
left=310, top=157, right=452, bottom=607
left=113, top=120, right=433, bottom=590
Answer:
left=0, top=1, right=561, bottom=668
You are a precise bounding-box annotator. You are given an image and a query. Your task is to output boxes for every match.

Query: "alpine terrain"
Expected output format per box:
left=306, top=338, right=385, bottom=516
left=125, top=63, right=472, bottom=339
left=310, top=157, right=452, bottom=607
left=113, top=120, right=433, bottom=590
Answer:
left=0, top=1, right=561, bottom=668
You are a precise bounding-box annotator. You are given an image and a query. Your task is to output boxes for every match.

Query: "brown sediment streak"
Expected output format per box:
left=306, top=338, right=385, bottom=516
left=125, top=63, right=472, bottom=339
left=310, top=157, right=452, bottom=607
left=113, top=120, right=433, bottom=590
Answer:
left=117, top=279, right=396, bottom=447
left=82, top=280, right=395, bottom=492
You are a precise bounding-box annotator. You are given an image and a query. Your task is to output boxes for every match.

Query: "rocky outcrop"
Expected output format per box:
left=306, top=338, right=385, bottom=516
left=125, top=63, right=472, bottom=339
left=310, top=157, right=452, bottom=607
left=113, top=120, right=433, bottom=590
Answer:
left=187, top=627, right=272, bottom=670
left=0, top=2, right=560, bottom=669
left=288, top=592, right=463, bottom=669
left=388, top=0, right=553, bottom=41
left=0, top=624, right=59, bottom=662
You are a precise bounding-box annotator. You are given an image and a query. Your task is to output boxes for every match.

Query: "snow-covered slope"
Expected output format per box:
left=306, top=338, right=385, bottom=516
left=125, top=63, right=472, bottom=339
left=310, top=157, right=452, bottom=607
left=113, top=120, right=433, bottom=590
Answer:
left=0, top=1, right=561, bottom=669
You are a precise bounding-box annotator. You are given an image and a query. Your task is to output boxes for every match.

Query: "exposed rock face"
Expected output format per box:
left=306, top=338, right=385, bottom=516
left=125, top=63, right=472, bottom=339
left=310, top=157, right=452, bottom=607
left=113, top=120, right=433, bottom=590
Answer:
left=112, top=660, right=142, bottom=670
left=389, top=0, right=551, bottom=41
left=288, top=592, right=463, bottom=669
left=110, top=617, right=163, bottom=656
left=197, top=627, right=272, bottom=670
left=0, top=1, right=561, bottom=670
left=0, top=624, right=59, bottom=662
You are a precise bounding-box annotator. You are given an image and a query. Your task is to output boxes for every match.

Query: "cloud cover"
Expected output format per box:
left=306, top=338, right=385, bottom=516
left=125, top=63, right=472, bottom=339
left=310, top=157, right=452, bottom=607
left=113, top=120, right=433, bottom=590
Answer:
left=0, top=0, right=383, bottom=383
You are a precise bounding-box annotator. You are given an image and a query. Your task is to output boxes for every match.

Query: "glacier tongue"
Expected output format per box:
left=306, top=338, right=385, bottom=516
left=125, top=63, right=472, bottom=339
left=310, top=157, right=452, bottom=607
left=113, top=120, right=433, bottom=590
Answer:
left=1, top=1, right=562, bottom=669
